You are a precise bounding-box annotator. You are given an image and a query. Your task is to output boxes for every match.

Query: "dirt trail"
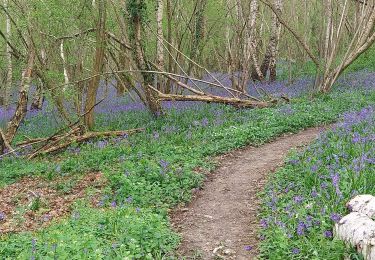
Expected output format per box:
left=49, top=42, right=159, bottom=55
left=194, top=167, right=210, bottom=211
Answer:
left=172, top=126, right=327, bottom=259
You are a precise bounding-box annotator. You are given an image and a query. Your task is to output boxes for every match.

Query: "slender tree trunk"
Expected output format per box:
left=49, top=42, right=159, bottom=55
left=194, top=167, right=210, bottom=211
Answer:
left=225, top=0, right=237, bottom=90
left=0, top=0, right=13, bottom=107
left=60, top=39, right=70, bottom=90
left=31, top=48, right=47, bottom=110
left=156, top=0, right=165, bottom=91
left=268, top=0, right=282, bottom=81
left=165, top=0, right=173, bottom=94
left=130, top=0, right=163, bottom=117
left=247, top=0, right=264, bottom=82
left=117, top=45, right=133, bottom=96
left=260, top=0, right=282, bottom=81
left=30, top=79, right=44, bottom=110
left=0, top=51, right=35, bottom=153
left=84, top=0, right=107, bottom=129
left=186, top=0, right=207, bottom=83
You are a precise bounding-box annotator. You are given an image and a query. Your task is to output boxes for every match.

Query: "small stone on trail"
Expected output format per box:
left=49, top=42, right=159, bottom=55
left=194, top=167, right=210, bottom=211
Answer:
left=213, top=246, right=223, bottom=254
left=224, top=249, right=235, bottom=255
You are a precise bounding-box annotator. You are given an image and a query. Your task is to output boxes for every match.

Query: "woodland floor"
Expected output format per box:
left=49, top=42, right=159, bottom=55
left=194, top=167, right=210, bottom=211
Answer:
left=0, top=125, right=328, bottom=257
left=0, top=172, right=104, bottom=233
left=171, top=126, right=328, bottom=259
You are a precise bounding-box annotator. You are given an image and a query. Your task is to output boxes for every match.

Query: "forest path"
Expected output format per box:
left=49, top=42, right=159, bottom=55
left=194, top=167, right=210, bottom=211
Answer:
left=171, top=126, right=327, bottom=259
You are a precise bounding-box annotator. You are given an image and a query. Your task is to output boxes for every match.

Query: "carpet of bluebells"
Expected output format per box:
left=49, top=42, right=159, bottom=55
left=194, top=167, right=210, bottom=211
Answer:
left=259, top=106, right=375, bottom=259
left=0, top=70, right=374, bottom=258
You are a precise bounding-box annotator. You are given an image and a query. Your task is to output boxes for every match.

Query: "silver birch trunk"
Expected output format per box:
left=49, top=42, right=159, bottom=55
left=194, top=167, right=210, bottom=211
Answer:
left=1, top=0, right=13, bottom=107
left=60, top=39, right=70, bottom=91
left=156, top=0, right=165, bottom=90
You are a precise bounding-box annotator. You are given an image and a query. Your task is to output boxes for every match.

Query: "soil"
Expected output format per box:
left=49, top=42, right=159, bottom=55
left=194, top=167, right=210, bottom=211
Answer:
left=171, top=126, right=327, bottom=259
left=0, top=172, right=105, bottom=233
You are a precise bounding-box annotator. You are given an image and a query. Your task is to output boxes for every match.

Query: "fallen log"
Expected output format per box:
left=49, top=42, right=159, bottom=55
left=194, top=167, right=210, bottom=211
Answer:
left=148, top=85, right=274, bottom=108
left=157, top=93, right=274, bottom=108
left=27, top=128, right=144, bottom=159
left=16, top=127, right=82, bottom=147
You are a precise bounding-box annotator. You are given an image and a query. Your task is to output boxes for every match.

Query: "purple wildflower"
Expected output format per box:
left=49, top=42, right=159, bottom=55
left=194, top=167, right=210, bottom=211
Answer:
left=260, top=218, right=269, bottom=228
left=42, top=214, right=51, bottom=222
left=324, top=230, right=333, bottom=238
left=311, top=188, right=318, bottom=198
left=330, top=213, right=342, bottom=223
left=244, top=245, right=253, bottom=251
left=288, top=159, right=299, bottom=165
left=291, top=248, right=300, bottom=254
left=153, top=131, right=160, bottom=139
left=97, top=140, right=107, bottom=149
left=293, top=196, right=303, bottom=204
left=296, top=221, right=305, bottom=236
left=0, top=212, right=5, bottom=221
left=352, top=132, right=361, bottom=143
left=201, top=118, right=209, bottom=127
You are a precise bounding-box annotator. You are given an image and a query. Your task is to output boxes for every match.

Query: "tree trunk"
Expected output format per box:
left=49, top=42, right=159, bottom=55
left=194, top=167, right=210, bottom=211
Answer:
left=60, top=39, right=70, bottom=91
left=30, top=79, right=44, bottom=110
left=156, top=0, right=165, bottom=91
left=260, top=0, right=282, bottom=81
left=0, top=51, right=35, bottom=154
left=0, top=0, right=12, bottom=107
left=84, top=0, right=107, bottom=129
left=165, top=0, right=173, bottom=94
left=129, top=0, right=163, bottom=117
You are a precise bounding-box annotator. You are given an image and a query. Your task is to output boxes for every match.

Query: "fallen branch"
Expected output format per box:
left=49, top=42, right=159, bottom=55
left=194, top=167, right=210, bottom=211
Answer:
left=27, top=128, right=144, bottom=159
left=16, top=127, right=82, bottom=147
left=149, top=85, right=274, bottom=108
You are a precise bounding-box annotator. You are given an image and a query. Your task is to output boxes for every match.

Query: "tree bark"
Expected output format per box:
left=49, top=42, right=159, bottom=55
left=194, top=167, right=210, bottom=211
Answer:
left=165, top=0, right=173, bottom=94
left=129, top=0, right=163, bottom=117
left=60, top=39, right=70, bottom=90
left=156, top=0, right=165, bottom=91
left=30, top=79, right=44, bottom=110
left=0, top=51, right=35, bottom=154
left=0, top=0, right=13, bottom=107
left=84, top=0, right=107, bottom=129
left=260, top=0, right=282, bottom=81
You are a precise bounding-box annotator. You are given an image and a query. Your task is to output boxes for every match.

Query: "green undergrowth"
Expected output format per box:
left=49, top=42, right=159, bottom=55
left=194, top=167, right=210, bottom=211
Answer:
left=259, top=106, right=375, bottom=259
left=0, top=88, right=374, bottom=259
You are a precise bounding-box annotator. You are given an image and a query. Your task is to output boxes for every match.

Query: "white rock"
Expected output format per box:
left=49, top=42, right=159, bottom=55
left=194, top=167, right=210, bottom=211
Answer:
left=335, top=212, right=375, bottom=260
left=224, top=249, right=235, bottom=255
left=347, top=195, right=375, bottom=218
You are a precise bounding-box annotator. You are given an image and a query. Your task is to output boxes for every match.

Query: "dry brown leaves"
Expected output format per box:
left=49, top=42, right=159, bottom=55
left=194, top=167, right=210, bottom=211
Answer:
left=0, top=172, right=105, bottom=234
